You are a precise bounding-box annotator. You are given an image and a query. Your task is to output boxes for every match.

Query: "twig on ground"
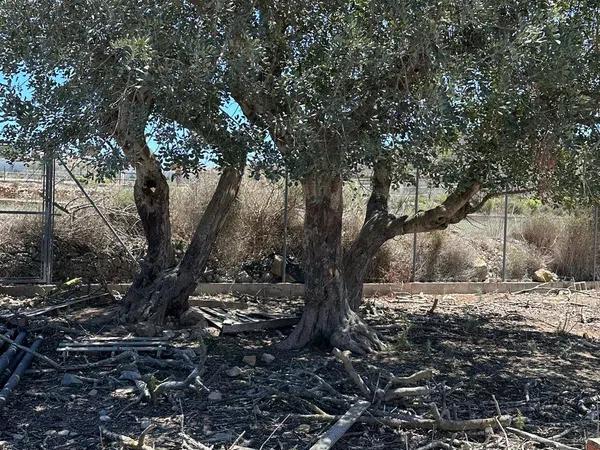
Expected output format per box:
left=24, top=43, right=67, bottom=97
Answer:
left=506, top=426, right=579, bottom=450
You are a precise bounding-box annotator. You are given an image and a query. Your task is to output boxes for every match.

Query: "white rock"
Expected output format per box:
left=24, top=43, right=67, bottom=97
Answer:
left=208, top=390, right=223, bottom=401
left=99, top=415, right=111, bottom=422
left=226, top=366, right=243, bottom=377
left=261, top=353, right=275, bottom=364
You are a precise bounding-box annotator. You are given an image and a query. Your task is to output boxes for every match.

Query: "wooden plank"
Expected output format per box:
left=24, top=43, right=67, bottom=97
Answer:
left=221, top=316, right=299, bottom=334
left=309, top=400, right=371, bottom=450
left=188, top=299, right=248, bottom=310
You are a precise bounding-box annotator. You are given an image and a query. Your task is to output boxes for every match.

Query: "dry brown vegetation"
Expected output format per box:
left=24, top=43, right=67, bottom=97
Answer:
left=0, top=175, right=597, bottom=283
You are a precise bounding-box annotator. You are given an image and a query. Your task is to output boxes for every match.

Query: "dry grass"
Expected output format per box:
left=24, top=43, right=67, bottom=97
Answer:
left=0, top=174, right=597, bottom=283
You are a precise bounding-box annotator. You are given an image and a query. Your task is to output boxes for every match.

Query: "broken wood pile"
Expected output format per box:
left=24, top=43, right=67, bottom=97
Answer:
left=0, top=327, right=45, bottom=407
left=196, top=306, right=298, bottom=334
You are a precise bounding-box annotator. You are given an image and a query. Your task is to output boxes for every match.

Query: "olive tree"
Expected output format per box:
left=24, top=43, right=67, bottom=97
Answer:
left=189, top=0, right=597, bottom=352
left=0, top=0, right=266, bottom=326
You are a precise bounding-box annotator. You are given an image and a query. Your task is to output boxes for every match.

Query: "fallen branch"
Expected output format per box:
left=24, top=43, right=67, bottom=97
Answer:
left=431, top=403, right=511, bottom=432
left=389, top=369, right=434, bottom=386
left=295, top=408, right=511, bottom=432
left=152, top=368, right=203, bottom=403
left=332, top=348, right=371, bottom=397
left=384, top=386, right=430, bottom=402
left=100, top=425, right=155, bottom=450
left=506, top=427, right=579, bottom=450
left=0, top=333, right=60, bottom=369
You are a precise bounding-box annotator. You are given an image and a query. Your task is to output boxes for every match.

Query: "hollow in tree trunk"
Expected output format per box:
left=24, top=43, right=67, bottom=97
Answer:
left=278, top=174, right=384, bottom=354
left=121, top=167, right=244, bottom=325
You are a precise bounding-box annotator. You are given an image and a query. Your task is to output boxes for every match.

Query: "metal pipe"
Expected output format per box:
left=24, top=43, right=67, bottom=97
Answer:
left=411, top=169, right=420, bottom=282
left=59, top=158, right=138, bottom=266
left=593, top=205, right=598, bottom=282
left=0, top=337, right=43, bottom=406
left=501, top=191, right=509, bottom=281
left=0, top=331, right=27, bottom=375
left=282, top=169, right=289, bottom=283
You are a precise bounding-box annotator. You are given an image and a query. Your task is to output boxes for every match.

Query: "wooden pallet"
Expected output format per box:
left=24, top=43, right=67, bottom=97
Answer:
left=57, top=336, right=170, bottom=355
left=197, top=306, right=299, bottom=334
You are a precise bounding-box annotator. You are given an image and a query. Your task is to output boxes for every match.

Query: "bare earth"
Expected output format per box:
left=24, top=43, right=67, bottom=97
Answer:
left=0, top=288, right=599, bottom=449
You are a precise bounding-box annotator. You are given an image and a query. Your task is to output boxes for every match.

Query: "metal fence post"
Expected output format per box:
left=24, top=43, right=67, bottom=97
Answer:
left=593, top=205, right=598, bottom=282
left=41, top=156, right=55, bottom=283
left=411, top=168, right=420, bottom=282
left=501, top=191, right=509, bottom=281
left=282, top=169, right=289, bottom=283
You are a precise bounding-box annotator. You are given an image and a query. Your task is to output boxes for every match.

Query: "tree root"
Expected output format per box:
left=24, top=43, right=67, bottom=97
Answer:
left=330, top=312, right=386, bottom=354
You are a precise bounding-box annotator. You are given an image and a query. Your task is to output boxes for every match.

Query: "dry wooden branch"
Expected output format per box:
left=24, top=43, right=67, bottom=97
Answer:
left=332, top=348, right=371, bottom=397
left=152, top=368, right=202, bottom=402
left=62, top=350, right=136, bottom=370
left=309, top=400, right=371, bottom=450
left=296, top=407, right=511, bottom=432
left=506, top=427, right=579, bottom=450
left=0, top=333, right=60, bottom=369
left=431, top=403, right=511, bottom=431
left=100, top=426, right=154, bottom=450
left=389, top=369, right=434, bottom=386
left=384, top=386, right=430, bottom=402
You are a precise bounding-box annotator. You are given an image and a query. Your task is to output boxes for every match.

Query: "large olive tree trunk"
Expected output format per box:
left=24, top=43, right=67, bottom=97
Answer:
left=121, top=167, right=243, bottom=325
left=343, top=161, right=482, bottom=312
left=278, top=174, right=384, bottom=354
left=113, top=99, right=176, bottom=295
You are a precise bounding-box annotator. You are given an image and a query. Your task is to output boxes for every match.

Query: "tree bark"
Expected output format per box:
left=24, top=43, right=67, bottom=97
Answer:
left=122, top=166, right=244, bottom=325
left=278, top=173, right=384, bottom=354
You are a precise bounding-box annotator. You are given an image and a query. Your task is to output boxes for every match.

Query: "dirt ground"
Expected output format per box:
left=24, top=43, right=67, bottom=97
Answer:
left=0, top=287, right=599, bottom=449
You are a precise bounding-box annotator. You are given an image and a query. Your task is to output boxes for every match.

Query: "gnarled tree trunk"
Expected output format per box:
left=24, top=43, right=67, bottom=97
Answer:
left=343, top=161, right=482, bottom=311
left=113, top=96, right=176, bottom=294
left=121, top=166, right=243, bottom=325
left=278, top=174, right=384, bottom=354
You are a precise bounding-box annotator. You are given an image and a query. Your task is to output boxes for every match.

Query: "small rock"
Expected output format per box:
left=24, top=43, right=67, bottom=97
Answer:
left=61, top=373, right=83, bottom=387
left=88, top=389, right=98, bottom=397
left=242, top=355, right=257, bottom=367
left=99, top=415, right=111, bottom=422
left=208, top=390, right=222, bottom=401
left=140, top=418, right=152, bottom=429
left=295, top=424, right=311, bottom=433
left=226, top=366, right=243, bottom=377
left=119, top=370, right=141, bottom=381
left=57, top=430, right=70, bottom=437
left=261, top=353, right=275, bottom=364
left=235, top=270, right=252, bottom=283
left=44, top=430, right=57, bottom=436
left=11, top=434, right=24, bottom=441
left=533, top=268, right=558, bottom=283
